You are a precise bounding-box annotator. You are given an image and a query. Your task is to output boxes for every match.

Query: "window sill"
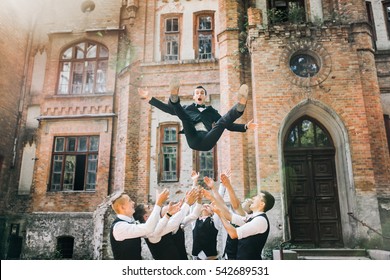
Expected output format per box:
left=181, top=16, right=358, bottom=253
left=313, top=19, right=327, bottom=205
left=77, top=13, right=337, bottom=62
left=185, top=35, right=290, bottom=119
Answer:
left=141, top=58, right=218, bottom=67
left=47, top=190, right=96, bottom=194
left=51, top=92, right=114, bottom=98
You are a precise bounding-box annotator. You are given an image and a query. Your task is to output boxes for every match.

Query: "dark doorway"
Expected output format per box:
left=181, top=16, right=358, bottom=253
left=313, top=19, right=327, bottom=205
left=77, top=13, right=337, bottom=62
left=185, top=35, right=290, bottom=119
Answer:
left=56, top=236, right=74, bottom=258
left=7, top=224, right=22, bottom=259
left=284, top=117, right=343, bottom=247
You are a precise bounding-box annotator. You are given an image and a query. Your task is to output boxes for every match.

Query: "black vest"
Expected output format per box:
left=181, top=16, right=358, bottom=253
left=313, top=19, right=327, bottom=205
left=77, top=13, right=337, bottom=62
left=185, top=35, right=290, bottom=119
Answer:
left=145, top=232, right=180, bottom=260
left=236, top=213, right=270, bottom=260
left=192, top=216, right=218, bottom=257
left=171, top=226, right=188, bottom=260
left=110, top=218, right=142, bottom=260
left=224, top=223, right=239, bottom=259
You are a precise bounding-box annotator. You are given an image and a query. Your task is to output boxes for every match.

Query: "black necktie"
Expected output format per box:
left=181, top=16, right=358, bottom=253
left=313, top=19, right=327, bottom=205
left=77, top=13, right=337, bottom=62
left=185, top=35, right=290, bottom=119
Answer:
left=196, top=104, right=205, bottom=108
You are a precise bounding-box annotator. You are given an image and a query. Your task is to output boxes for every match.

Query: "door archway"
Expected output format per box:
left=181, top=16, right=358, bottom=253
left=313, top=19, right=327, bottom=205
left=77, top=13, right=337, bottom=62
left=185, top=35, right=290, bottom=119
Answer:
left=284, top=116, right=343, bottom=247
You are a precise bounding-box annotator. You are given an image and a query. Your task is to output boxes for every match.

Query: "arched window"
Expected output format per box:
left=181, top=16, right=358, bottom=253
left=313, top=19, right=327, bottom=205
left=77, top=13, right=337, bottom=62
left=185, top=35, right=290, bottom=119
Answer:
left=285, top=117, right=333, bottom=149
left=57, top=41, right=108, bottom=95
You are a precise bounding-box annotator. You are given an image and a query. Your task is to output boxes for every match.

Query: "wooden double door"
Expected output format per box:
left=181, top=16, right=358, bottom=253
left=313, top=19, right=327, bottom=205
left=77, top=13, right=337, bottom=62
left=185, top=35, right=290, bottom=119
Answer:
left=284, top=117, right=343, bottom=247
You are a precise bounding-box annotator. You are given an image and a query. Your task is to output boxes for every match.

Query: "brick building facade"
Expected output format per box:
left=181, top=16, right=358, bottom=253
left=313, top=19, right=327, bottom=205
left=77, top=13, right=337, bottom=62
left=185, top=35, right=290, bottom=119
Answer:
left=0, top=0, right=389, bottom=259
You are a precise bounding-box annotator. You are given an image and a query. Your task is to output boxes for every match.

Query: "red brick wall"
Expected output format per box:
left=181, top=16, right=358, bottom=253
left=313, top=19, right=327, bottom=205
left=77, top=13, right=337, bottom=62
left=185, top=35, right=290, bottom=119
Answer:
left=217, top=0, right=255, bottom=199
left=249, top=24, right=390, bottom=194
left=23, top=0, right=122, bottom=212
left=29, top=29, right=119, bottom=212
left=0, top=1, right=30, bottom=211
left=320, top=0, right=368, bottom=22
left=32, top=118, right=113, bottom=212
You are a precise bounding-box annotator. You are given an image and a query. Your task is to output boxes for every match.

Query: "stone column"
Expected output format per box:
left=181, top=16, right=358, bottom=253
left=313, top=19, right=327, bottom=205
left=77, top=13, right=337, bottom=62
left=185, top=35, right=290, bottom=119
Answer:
left=217, top=0, right=250, bottom=199
left=309, top=0, right=323, bottom=22
left=352, top=21, right=390, bottom=248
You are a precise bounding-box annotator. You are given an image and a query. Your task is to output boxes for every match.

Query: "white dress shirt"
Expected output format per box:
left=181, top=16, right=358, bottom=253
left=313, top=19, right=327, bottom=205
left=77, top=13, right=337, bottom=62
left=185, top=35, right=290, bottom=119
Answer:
left=112, top=205, right=162, bottom=241
left=231, top=211, right=268, bottom=240
left=181, top=202, right=202, bottom=226
left=147, top=203, right=191, bottom=243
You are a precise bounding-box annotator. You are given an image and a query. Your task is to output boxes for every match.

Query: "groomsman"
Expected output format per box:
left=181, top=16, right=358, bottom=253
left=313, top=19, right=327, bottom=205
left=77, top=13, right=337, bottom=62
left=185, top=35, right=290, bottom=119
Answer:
left=207, top=189, right=275, bottom=260
left=110, top=189, right=169, bottom=260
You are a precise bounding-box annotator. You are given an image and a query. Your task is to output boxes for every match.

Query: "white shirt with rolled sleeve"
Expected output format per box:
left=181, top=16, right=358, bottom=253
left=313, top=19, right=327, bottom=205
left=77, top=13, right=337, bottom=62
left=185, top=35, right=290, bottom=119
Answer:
left=231, top=211, right=268, bottom=239
left=181, top=202, right=202, bottom=227
left=147, top=203, right=191, bottom=243
left=112, top=205, right=163, bottom=241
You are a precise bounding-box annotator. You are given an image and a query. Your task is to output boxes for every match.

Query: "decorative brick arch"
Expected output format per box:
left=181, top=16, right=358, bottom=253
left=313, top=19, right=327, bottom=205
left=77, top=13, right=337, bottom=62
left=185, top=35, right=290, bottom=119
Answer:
left=278, top=99, right=357, bottom=246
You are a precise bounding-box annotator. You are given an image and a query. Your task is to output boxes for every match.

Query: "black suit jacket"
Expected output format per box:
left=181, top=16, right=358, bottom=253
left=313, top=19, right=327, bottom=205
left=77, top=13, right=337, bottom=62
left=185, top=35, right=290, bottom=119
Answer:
left=149, top=97, right=246, bottom=133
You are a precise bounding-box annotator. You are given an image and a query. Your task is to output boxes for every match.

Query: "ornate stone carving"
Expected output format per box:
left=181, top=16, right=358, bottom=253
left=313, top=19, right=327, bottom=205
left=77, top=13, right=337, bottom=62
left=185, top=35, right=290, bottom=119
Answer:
left=124, top=0, right=139, bottom=26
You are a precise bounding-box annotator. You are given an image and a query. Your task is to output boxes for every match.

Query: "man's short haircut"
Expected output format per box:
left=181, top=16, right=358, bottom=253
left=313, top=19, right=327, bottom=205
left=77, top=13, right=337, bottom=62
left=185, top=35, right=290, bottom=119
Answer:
left=261, top=191, right=275, bottom=212
left=111, top=193, right=128, bottom=213
left=194, top=85, right=207, bottom=95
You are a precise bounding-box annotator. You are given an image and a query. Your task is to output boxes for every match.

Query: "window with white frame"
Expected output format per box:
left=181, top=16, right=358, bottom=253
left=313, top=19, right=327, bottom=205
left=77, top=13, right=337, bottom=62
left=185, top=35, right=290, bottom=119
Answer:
left=194, top=12, right=215, bottom=60
left=50, top=136, right=99, bottom=191
left=162, top=15, right=181, bottom=61
left=159, top=123, right=180, bottom=182
left=57, top=41, right=108, bottom=95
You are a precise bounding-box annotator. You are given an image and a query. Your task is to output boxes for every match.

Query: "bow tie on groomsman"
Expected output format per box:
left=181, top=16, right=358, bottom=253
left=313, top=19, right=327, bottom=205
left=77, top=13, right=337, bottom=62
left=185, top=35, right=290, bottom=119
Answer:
left=196, top=104, right=206, bottom=108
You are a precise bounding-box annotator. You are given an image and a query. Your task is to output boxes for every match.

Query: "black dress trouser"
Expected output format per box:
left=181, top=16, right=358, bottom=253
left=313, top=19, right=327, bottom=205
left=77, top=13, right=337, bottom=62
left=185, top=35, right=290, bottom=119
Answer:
left=169, top=99, right=243, bottom=151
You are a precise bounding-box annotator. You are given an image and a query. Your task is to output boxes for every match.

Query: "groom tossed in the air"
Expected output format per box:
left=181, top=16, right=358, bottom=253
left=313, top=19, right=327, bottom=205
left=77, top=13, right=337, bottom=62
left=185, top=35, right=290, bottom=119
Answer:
left=138, top=79, right=258, bottom=151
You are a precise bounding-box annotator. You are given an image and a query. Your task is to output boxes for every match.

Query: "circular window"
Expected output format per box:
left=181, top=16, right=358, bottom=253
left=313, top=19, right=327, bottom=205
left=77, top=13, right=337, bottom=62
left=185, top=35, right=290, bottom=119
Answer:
left=280, top=41, right=331, bottom=87
left=290, top=53, right=320, bottom=77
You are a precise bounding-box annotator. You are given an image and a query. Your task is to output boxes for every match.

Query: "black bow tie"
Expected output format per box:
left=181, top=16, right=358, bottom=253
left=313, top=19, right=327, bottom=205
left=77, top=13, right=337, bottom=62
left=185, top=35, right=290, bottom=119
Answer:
left=196, top=104, right=206, bottom=108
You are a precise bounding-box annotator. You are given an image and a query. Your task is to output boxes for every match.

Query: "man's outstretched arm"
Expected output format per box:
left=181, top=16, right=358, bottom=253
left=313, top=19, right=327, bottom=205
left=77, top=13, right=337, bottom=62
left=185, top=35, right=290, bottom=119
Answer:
left=226, top=119, right=259, bottom=132
left=220, top=173, right=246, bottom=216
left=212, top=204, right=238, bottom=239
left=138, top=87, right=176, bottom=115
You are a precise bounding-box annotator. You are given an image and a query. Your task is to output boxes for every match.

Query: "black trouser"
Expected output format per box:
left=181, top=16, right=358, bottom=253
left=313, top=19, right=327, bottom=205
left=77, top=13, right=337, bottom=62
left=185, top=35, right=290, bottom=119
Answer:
left=169, top=99, right=243, bottom=151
